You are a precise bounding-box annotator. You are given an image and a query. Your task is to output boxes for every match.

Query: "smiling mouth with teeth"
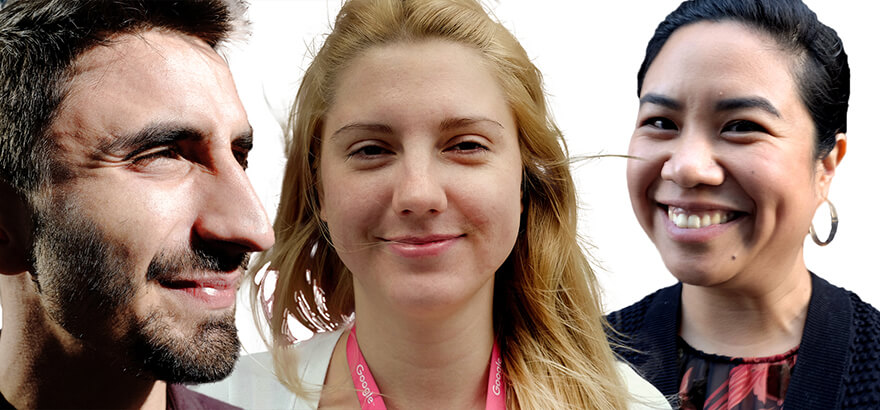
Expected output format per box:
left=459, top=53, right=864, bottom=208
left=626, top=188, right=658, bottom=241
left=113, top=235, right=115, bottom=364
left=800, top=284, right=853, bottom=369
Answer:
left=666, top=206, right=738, bottom=229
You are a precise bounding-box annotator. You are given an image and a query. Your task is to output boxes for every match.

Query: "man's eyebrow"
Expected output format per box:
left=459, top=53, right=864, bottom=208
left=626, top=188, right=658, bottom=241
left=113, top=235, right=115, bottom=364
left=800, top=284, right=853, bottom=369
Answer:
left=439, top=117, right=504, bottom=131
left=101, top=123, right=202, bottom=160
left=639, top=93, right=682, bottom=110
left=331, top=123, right=393, bottom=139
left=715, top=97, right=781, bottom=117
left=232, top=126, right=254, bottom=151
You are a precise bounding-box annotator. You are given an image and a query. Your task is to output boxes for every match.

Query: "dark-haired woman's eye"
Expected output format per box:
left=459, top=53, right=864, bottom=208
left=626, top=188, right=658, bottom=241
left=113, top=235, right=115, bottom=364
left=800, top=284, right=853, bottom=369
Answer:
left=723, top=120, right=767, bottom=133
left=644, top=117, right=678, bottom=131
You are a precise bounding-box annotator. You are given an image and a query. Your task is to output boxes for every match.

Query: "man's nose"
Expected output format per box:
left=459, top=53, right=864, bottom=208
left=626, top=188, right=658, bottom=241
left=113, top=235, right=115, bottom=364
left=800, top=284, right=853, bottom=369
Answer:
left=193, top=156, right=275, bottom=253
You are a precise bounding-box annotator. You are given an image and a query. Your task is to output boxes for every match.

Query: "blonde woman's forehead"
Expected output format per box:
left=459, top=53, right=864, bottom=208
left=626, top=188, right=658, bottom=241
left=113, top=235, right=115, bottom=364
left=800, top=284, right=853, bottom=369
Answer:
left=323, top=40, right=514, bottom=138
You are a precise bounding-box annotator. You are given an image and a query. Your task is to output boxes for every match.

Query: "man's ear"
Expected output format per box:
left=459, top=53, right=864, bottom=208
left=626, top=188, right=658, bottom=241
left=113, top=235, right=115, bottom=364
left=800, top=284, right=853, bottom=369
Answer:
left=816, top=133, right=847, bottom=199
left=0, top=180, right=34, bottom=275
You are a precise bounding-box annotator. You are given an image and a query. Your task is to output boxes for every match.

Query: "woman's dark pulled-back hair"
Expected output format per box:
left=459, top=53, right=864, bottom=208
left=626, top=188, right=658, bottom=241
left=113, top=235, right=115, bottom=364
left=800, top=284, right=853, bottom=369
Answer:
left=0, top=0, right=245, bottom=196
left=636, top=0, right=849, bottom=159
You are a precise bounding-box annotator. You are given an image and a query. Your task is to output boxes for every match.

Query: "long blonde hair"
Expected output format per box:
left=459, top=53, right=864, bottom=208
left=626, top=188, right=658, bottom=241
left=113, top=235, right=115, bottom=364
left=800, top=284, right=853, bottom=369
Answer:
left=251, top=0, right=628, bottom=408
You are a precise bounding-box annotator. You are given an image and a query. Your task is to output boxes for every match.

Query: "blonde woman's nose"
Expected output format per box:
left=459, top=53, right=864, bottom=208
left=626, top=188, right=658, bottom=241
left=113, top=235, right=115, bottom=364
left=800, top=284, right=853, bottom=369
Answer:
left=390, top=158, right=448, bottom=216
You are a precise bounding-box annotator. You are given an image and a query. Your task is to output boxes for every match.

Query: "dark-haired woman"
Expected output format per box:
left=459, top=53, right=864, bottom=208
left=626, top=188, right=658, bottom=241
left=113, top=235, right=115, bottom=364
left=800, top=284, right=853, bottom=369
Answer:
left=608, top=0, right=880, bottom=408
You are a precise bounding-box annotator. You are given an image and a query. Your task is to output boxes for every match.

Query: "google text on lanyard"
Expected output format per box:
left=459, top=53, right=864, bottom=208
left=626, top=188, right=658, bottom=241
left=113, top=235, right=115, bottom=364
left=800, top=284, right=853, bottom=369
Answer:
left=346, top=325, right=507, bottom=409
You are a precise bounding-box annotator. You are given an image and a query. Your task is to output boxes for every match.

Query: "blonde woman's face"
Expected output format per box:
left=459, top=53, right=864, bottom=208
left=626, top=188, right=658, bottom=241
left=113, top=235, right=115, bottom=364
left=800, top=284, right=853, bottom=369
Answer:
left=318, top=40, right=522, bottom=318
left=627, top=22, right=827, bottom=288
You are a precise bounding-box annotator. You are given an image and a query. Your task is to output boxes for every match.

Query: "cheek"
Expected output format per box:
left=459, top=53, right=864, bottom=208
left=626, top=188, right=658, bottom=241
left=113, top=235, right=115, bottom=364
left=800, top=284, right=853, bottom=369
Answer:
left=320, top=173, right=385, bottom=243
left=736, top=147, right=816, bottom=214
left=458, top=167, right=522, bottom=245
left=626, top=140, right=667, bottom=236
left=62, top=178, right=192, bottom=243
left=626, top=156, right=660, bottom=209
left=626, top=139, right=657, bottom=197
left=746, top=170, right=814, bottom=227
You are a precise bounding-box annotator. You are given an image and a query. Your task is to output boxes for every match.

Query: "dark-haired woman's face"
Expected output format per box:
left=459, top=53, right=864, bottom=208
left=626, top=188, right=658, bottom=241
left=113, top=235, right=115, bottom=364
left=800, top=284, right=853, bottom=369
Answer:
left=627, top=21, right=836, bottom=287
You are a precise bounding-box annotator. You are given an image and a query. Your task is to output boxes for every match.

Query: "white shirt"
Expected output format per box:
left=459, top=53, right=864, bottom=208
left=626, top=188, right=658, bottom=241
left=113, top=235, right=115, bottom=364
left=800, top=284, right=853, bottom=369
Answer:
left=193, top=330, right=671, bottom=409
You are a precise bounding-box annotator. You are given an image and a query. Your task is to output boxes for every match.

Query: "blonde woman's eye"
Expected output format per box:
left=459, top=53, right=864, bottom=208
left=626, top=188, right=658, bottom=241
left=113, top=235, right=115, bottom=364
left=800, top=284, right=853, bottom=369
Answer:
left=447, top=141, right=488, bottom=152
left=349, top=144, right=391, bottom=158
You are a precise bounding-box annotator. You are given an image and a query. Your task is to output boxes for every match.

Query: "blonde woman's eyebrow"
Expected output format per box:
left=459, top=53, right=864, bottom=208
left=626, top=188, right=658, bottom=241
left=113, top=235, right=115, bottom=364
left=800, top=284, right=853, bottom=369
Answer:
left=438, top=116, right=505, bottom=131
left=331, top=122, right=393, bottom=139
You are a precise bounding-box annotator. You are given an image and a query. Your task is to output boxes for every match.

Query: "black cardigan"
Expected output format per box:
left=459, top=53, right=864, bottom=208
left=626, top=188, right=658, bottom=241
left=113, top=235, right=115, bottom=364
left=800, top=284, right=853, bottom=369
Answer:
left=607, top=273, right=880, bottom=409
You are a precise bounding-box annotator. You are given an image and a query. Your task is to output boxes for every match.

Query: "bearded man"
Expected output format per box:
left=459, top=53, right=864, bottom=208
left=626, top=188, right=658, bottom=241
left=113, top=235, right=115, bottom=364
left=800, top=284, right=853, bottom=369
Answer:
left=0, top=1, right=275, bottom=408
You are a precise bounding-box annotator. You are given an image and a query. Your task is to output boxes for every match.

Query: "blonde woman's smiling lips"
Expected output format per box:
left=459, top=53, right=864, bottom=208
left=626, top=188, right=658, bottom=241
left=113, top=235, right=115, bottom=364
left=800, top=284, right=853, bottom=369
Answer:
left=381, top=234, right=466, bottom=258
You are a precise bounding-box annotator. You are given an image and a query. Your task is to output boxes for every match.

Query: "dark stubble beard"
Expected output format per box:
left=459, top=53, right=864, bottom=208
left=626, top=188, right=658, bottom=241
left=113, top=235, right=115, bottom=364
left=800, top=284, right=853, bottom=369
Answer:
left=31, top=200, right=246, bottom=383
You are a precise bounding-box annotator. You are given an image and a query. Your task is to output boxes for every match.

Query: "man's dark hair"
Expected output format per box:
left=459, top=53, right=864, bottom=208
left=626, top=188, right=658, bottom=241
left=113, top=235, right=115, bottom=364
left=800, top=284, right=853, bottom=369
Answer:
left=0, top=0, right=245, bottom=196
left=636, top=0, right=849, bottom=159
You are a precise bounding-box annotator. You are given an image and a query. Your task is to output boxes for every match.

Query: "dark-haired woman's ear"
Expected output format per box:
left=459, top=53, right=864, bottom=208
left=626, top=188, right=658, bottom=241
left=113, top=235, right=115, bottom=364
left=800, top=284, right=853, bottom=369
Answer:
left=0, top=180, right=33, bottom=275
left=816, top=133, right=847, bottom=199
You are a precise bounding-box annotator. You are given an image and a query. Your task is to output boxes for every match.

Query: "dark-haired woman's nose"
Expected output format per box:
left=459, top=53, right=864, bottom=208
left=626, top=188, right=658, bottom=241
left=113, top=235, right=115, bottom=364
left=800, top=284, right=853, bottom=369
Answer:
left=660, top=134, right=724, bottom=188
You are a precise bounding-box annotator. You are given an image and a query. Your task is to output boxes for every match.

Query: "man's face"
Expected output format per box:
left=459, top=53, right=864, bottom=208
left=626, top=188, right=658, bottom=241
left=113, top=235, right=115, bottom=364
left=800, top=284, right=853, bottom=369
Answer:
left=32, top=30, right=274, bottom=383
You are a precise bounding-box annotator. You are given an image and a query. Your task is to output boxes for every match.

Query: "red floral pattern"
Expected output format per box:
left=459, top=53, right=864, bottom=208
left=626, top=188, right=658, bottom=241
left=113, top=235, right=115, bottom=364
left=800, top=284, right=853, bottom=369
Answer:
left=678, top=338, right=798, bottom=410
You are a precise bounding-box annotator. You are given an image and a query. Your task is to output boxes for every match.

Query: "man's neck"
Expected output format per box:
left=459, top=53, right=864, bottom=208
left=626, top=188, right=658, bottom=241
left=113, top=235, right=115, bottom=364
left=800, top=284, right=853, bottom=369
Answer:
left=0, top=282, right=166, bottom=409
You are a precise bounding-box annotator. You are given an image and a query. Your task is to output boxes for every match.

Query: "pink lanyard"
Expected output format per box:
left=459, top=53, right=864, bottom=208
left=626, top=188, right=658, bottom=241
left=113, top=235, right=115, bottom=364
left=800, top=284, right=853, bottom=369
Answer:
left=346, top=326, right=507, bottom=410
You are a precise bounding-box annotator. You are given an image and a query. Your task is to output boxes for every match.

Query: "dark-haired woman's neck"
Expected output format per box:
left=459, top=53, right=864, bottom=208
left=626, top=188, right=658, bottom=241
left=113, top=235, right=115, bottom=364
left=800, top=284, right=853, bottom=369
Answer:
left=678, top=252, right=812, bottom=358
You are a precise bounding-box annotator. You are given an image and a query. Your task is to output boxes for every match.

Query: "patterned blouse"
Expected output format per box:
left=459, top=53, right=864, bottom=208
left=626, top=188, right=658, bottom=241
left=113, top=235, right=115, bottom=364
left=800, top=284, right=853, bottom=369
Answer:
left=677, top=337, right=798, bottom=410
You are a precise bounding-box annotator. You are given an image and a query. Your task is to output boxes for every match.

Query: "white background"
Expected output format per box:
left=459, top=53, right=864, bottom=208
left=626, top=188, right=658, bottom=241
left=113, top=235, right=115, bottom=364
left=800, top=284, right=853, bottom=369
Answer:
left=2, top=1, right=877, bottom=354
left=225, top=0, right=880, bottom=353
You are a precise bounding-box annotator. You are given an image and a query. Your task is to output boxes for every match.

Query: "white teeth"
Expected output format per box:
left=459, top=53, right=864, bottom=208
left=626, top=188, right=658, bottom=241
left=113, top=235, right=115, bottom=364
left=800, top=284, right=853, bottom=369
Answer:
left=667, top=206, right=734, bottom=229
left=203, top=287, right=219, bottom=296
left=672, top=212, right=686, bottom=227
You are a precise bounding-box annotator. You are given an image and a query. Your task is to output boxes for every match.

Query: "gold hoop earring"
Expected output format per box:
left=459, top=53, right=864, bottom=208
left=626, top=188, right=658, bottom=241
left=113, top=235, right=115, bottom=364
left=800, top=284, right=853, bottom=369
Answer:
left=809, top=199, right=838, bottom=246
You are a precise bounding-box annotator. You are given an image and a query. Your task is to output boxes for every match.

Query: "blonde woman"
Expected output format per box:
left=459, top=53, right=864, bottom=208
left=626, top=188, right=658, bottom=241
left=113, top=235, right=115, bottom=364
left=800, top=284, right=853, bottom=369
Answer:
left=198, top=0, right=668, bottom=408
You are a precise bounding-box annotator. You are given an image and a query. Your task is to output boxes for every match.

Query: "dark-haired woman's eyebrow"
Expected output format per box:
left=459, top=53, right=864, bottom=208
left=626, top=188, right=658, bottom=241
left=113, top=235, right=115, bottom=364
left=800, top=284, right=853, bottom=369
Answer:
left=715, top=97, right=781, bottom=117
left=639, top=93, right=681, bottom=110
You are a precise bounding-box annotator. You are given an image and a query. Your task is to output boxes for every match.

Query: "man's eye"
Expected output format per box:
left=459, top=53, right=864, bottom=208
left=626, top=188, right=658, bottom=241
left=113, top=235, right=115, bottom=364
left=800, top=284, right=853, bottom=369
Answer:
left=131, top=148, right=180, bottom=165
left=644, top=117, right=678, bottom=130
left=234, top=150, right=249, bottom=170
